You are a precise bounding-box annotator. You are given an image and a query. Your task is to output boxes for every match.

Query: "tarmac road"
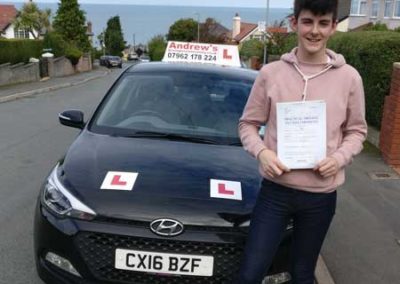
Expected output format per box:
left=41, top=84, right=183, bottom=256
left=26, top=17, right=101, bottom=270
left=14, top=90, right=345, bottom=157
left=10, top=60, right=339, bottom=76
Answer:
left=0, top=68, right=124, bottom=284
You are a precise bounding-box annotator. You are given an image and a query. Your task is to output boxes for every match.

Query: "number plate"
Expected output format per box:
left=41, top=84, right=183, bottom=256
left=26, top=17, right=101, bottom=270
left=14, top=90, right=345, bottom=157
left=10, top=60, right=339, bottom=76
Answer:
left=115, top=249, right=214, bottom=276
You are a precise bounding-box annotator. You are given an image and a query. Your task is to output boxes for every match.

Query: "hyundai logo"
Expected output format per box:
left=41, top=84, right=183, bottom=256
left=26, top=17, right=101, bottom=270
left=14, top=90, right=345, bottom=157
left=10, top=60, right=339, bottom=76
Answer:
left=150, top=219, right=184, bottom=237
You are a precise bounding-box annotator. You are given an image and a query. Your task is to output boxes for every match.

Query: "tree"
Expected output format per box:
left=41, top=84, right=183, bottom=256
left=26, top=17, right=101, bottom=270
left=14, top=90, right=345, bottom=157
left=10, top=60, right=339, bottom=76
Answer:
left=104, top=16, right=125, bottom=56
left=13, top=1, right=51, bottom=39
left=43, top=31, right=66, bottom=57
left=239, top=39, right=264, bottom=60
left=148, top=35, right=167, bottom=61
left=53, top=0, right=90, bottom=51
left=167, top=18, right=197, bottom=42
left=265, top=19, right=289, bottom=55
left=199, top=18, right=228, bottom=44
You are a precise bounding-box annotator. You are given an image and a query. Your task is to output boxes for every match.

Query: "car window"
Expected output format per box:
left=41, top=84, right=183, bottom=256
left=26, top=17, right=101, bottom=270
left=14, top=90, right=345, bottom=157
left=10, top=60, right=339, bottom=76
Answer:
left=91, top=71, right=254, bottom=145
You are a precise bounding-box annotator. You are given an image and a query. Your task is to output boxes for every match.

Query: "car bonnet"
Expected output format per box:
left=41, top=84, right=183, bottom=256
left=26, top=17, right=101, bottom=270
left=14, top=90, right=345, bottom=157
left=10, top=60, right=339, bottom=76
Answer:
left=59, top=131, right=261, bottom=226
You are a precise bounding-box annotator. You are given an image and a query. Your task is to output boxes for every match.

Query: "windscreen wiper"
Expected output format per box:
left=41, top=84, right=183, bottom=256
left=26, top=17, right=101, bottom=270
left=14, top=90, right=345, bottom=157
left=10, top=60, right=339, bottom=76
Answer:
left=125, top=131, right=220, bottom=144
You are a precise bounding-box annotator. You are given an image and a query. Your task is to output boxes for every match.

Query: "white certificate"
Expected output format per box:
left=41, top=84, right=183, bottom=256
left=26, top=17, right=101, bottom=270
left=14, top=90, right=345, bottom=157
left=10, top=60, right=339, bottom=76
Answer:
left=276, top=100, right=326, bottom=169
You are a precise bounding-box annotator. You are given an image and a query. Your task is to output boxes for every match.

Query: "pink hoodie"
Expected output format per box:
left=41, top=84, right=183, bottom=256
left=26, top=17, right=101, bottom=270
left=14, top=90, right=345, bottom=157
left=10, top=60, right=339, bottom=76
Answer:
left=239, top=48, right=367, bottom=193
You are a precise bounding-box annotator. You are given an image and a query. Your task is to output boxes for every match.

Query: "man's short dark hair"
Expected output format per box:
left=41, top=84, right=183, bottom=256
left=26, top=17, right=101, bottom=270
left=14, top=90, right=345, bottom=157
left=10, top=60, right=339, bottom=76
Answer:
left=294, top=0, right=338, bottom=20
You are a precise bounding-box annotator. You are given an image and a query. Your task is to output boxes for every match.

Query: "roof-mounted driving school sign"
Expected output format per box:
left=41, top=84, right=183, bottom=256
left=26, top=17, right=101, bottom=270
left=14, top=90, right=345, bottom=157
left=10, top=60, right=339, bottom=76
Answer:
left=162, top=41, right=241, bottom=68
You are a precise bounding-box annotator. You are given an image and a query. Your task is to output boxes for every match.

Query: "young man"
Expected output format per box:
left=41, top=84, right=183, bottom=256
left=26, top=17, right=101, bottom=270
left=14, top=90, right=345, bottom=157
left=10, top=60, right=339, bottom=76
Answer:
left=237, top=0, right=367, bottom=283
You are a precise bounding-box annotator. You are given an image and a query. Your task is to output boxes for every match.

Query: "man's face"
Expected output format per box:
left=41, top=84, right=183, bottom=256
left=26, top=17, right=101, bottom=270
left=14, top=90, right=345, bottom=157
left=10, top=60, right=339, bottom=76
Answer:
left=291, top=10, right=337, bottom=60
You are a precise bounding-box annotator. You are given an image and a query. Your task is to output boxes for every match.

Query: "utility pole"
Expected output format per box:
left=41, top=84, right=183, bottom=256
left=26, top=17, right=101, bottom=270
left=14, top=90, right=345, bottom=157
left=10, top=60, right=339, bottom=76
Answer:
left=132, top=34, right=136, bottom=51
left=102, top=29, right=105, bottom=56
left=194, top=13, right=200, bottom=42
left=263, top=0, right=270, bottom=65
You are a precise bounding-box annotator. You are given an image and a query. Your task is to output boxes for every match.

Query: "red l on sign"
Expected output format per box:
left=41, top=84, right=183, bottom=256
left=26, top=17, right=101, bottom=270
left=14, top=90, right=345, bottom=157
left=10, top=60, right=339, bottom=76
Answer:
left=111, top=175, right=127, bottom=186
left=218, top=183, right=234, bottom=195
left=223, top=49, right=232, bottom=60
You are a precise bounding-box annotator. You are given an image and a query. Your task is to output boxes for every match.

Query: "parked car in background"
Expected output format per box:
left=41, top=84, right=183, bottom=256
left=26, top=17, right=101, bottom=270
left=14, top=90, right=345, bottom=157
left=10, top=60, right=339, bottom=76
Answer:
left=128, top=52, right=139, bottom=61
left=100, top=55, right=122, bottom=68
left=104, top=56, right=122, bottom=68
left=139, top=54, right=150, bottom=63
left=99, top=55, right=108, bottom=66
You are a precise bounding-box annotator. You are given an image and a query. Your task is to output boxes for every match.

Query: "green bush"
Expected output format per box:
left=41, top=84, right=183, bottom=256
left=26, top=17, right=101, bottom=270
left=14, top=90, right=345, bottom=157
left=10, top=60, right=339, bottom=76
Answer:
left=0, top=39, right=43, bottom=64
left=281, top=33, right=297, bottom=53
left=328, top=31, right=400, bottom=129
left=43, top=32, right=67, bottom=57
left=277, top=31, right=400, bottom=129
left=240, top=39, right=264, bottom=60
left=148, top=35, right=167, bottom=61
left=364, top=22, right=389, bottom=31
left=65, top=45, right=83, bottom=65
left=92, top=48, right=103, bottom=60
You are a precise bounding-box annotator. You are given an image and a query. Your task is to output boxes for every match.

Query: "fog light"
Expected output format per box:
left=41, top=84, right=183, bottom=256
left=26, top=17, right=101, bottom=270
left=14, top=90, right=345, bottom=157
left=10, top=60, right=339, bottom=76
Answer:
left=263, top=272, right=291, bottom=284
left=45, top=252, right=81, bottom=277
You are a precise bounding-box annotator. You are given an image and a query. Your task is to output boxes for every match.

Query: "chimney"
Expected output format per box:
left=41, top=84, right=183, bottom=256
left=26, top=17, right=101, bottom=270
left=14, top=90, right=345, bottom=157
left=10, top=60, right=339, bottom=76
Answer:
left=87, top=21, right=92, bottom=34
left=232, top=13, right=241, bottom=39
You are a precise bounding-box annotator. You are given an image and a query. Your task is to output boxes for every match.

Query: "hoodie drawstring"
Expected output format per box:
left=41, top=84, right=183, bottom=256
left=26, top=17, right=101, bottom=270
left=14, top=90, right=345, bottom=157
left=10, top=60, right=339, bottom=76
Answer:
left=293, top=63, right=333, bottom=101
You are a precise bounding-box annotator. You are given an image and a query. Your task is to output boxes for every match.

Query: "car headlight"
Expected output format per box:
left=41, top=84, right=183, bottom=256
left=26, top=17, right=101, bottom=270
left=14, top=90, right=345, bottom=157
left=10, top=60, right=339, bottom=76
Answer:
left=41, top=165, right=96, bottom=220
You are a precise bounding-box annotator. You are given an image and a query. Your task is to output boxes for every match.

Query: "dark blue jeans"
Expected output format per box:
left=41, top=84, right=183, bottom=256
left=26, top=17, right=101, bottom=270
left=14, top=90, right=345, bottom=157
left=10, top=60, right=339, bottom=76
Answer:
left=237, top=179, right=337, bottom=284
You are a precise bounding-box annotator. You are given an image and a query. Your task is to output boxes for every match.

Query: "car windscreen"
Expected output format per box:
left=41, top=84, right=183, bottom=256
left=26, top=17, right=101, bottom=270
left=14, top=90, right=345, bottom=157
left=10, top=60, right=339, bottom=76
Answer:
left=90, top=70, right=255, bottom=145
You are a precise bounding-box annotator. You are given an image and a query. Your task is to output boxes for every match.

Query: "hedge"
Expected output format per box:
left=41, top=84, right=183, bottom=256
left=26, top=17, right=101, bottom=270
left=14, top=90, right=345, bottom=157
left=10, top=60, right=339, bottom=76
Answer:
left=280, top=31, right=400, bottom=129
left=328, top=31, right=400, bottom=129
left=0, top=39, right=43, bottom=64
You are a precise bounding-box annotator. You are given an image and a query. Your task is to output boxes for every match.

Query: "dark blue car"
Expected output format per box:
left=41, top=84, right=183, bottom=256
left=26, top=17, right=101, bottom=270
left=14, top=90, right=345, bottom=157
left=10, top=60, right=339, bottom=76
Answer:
left=34, top=62, right=292, bottom=283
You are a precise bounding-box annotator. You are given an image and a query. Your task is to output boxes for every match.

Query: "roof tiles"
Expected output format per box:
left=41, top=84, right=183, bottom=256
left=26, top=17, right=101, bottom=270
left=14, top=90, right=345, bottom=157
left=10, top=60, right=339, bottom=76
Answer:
left=0, top=4, right=17, bottom=32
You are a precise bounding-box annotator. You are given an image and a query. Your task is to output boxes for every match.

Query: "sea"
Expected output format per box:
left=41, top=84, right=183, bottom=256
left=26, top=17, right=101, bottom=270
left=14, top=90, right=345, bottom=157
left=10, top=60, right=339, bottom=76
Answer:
left=9, top=2, right=291, bottom=47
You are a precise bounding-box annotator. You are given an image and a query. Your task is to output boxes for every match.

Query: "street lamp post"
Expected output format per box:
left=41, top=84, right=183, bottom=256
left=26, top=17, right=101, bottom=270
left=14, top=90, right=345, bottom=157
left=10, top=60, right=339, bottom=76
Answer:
left=263, top=0, right=270, bottom=65
left=132, top=34, right=136, bottom=51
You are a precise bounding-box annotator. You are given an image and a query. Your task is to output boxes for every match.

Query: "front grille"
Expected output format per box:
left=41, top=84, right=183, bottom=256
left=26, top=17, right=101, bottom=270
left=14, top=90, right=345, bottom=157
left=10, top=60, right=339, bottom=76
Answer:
left=75, top=232, right=244, bottom=284
left=94, top=216, right=245, bottom=233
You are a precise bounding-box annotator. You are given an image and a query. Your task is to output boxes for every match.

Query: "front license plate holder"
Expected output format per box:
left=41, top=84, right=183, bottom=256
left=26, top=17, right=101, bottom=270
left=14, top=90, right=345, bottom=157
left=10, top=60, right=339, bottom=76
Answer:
left=115, top=248, right=214, bottom=276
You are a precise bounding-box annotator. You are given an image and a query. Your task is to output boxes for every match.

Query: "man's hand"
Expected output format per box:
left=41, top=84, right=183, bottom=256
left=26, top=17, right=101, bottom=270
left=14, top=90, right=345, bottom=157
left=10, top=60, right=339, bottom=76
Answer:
left=314, top=157, right=339, bottom=178
left=258, top=149, right=290, bottom=178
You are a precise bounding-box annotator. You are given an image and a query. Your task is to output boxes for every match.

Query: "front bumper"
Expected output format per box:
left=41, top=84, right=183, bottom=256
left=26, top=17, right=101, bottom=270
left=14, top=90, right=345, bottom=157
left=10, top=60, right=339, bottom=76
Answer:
left=34, top=203, right=292, bottom=284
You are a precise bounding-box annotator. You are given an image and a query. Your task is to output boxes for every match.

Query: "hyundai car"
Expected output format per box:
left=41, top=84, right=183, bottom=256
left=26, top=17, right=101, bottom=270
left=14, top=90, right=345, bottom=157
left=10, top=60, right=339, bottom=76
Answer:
left=34, top=62, right=292, bottom=284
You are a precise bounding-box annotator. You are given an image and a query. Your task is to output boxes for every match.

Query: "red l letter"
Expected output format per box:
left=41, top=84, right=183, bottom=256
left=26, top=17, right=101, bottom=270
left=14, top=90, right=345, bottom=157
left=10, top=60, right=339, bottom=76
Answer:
left=111, top=175, right=127, bottom=186
left=223, top=49, right=232, bottom=60
left=218, top=183, right=234, bottom=195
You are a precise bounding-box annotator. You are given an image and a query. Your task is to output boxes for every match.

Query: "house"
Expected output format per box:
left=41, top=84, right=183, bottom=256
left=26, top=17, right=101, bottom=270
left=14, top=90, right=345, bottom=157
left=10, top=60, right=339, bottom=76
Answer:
left=0, top=4, right=37, bottom=39
left=231, top=13, right=288, bottom=44
left=345, top=0, right=400, bottom=30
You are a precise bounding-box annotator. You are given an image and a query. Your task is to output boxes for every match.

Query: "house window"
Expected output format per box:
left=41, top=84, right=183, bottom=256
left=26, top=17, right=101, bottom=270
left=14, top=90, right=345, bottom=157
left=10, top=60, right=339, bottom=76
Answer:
left=351, top=0, right=367, bottom=15
left=371, top=0, right=379, bottom=17
left=14, top=28, right=29, bottom=39
left=395, top=0, right=400, bottom=17
left=385, top=0, right=393, bottom=17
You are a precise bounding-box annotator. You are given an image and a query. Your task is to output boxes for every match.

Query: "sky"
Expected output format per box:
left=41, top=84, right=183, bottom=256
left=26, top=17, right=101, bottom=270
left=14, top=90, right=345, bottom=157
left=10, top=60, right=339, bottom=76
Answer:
left=9, top=0, right=293, bottom=8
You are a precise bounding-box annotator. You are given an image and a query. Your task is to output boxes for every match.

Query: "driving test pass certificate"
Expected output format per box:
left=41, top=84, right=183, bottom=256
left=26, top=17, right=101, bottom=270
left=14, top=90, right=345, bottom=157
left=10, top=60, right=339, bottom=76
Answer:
left=276, top=100, right=326, bottom=169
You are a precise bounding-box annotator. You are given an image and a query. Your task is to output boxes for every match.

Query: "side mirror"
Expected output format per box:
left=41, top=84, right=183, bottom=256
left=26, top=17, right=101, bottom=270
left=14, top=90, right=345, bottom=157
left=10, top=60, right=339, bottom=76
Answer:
left=59, top=110, right=85, bottom=129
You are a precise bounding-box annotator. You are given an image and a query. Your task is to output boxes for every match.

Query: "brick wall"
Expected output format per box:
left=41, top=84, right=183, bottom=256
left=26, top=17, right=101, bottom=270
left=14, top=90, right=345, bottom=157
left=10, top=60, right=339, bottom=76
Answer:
left=379, top=62, right=400, bottom=167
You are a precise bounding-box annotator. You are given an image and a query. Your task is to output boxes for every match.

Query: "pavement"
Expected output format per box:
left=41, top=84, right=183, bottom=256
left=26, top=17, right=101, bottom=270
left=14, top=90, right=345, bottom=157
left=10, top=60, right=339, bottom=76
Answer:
left=1, top=66, right=399, bottom=284
left=0, top=65, right=110, bottom=103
